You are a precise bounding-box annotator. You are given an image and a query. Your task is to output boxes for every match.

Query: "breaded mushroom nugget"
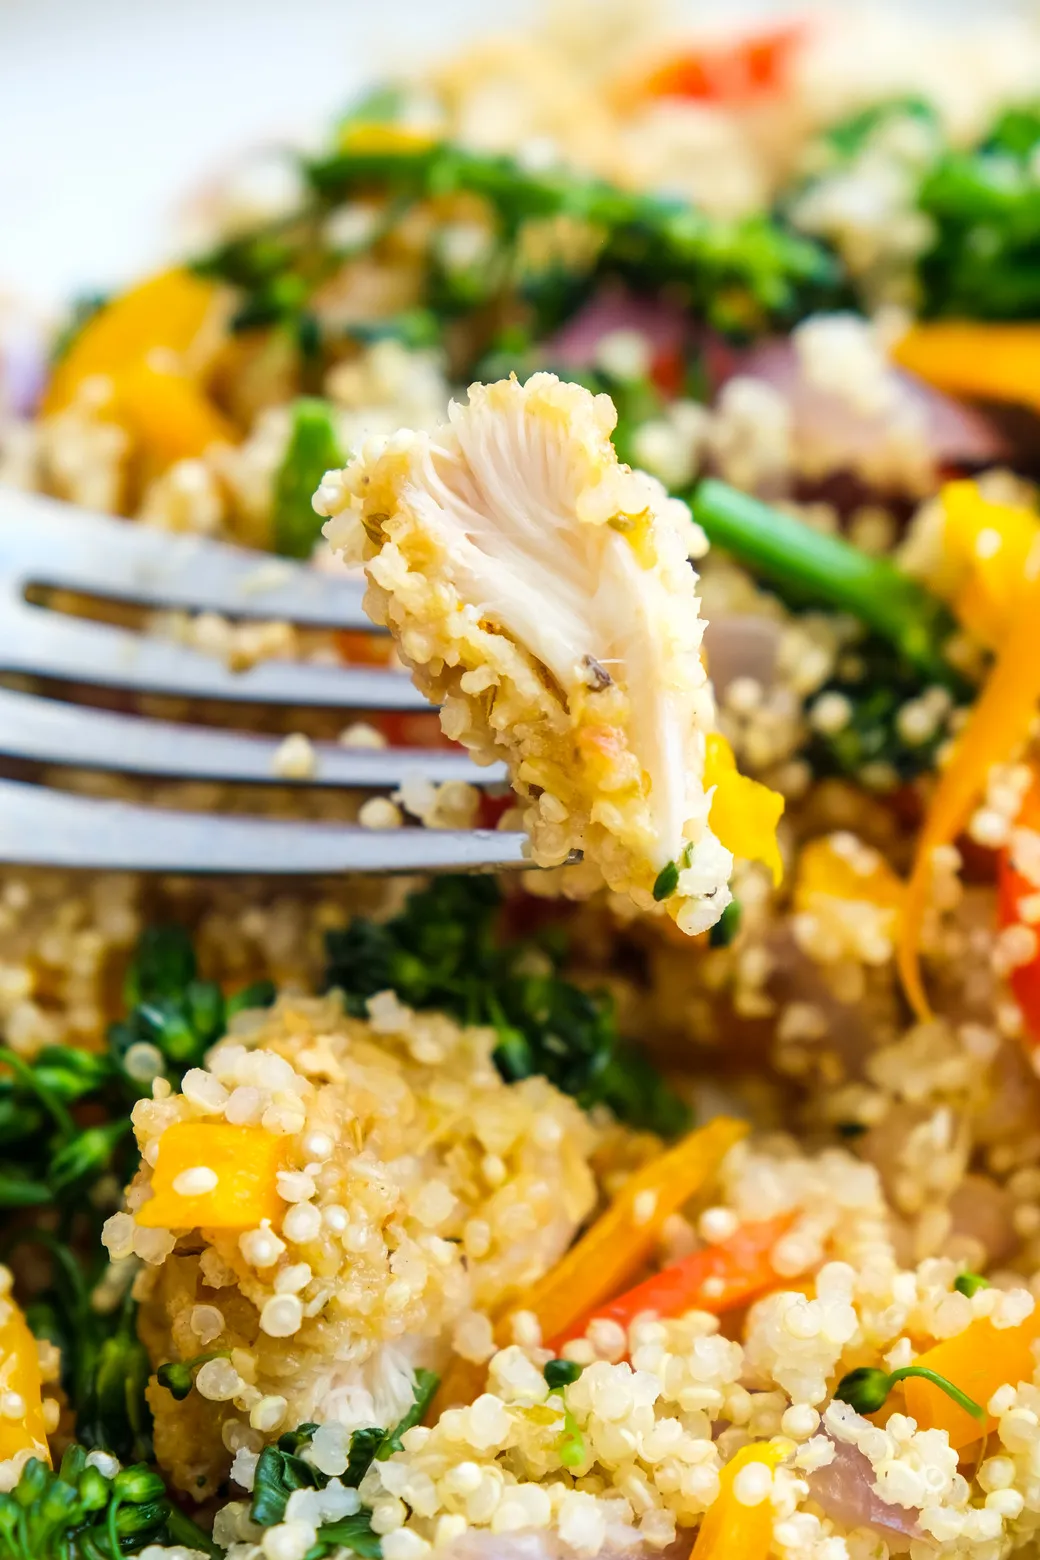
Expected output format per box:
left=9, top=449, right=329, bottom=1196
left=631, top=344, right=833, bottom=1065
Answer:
left=318, top=373, right=742, bottom=934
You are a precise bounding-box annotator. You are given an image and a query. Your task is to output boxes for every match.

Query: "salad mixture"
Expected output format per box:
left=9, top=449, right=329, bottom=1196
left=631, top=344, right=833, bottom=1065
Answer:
left=6, top=4, right=1040, bottom=1558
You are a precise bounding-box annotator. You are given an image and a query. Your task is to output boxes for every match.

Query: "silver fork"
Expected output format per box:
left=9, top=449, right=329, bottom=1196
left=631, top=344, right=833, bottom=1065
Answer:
left=0, top=488, right=524, bottom=874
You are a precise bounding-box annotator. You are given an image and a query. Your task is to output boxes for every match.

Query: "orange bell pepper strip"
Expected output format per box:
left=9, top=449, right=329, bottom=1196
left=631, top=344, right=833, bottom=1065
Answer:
left=903, top=1305, right=1040, bottom=1450
left=432, top=1117, right=747, bottom=1413
left=551, top=1212, right=793, bottom=1351
left=135, top=1122, right=288, bottom=1231
left=0, top=1295, right=49, bottom=1463
left=43, top=268, right=220, bottom=415
left=522, top=1116, right=748, bottom=1345
left=112, top=361, right=236, bottom=469
left=898, top=559, right=1040, bottom=1021
left=998, top=773, right=1040, bottom=1043
left=690, top=1440, right=786, bottom=1560
left=892, top=321, right=1040, bottom=417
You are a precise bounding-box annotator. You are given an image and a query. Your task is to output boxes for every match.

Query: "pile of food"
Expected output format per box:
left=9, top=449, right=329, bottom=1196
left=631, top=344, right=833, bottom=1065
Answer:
left=6, top=3, right=1040, bottom=1556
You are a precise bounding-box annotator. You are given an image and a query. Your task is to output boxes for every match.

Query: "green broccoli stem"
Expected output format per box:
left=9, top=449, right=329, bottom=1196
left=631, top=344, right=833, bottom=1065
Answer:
left=690, top=479, right=966, bottom=691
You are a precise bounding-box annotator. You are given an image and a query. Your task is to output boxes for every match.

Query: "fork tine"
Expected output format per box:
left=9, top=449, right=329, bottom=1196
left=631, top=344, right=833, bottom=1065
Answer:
left=0, top=779, right=528, bottom=874
left=0, top=687, right=506, bottom=788
left=1, top=489, right=375, bottom=627
left=1, top=601, right=429, bottom=709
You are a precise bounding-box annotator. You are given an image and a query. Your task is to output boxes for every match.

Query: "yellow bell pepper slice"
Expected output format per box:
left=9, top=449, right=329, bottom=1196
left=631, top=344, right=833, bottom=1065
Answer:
left=704, top=733, right=784, bottom=886
left=795, top=834, right=904, bottom=923
left=43, top=268, right=220, bottom=416
left=136, top=1122, right=288, bottom=1231
left=690, top=1440, right=786, bottom=1560
left=898, top=560, right=1040, bottom=1020
left=0, top=1295, right=49, bottom=1464
left=892, top=321, right=1040, bottom=417
left=112, top=362, right=236, bottom=469
left=941, top=481, right=1040, bottom=648
left=903, top=1306, right=1040, bottom=1450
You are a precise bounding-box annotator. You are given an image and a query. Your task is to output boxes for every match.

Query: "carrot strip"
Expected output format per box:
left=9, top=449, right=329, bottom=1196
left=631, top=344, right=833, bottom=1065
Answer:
left=898, top=561, right=1040, bottom=1020
left=551, top=1213, right=793, bottom=1351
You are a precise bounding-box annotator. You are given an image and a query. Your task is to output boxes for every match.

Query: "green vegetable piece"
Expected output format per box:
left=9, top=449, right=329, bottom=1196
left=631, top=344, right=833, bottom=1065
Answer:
left=559, top=1409, right=586, bottom=1469
left=835, top=1363, right=985, bottom=1422
left=157, top=1350, right=230, bottom=1402
left=544, top=1359, right=583, bottom=1390
left=652, top=861, right=680, bottom=902
left=273, top=398, right=345, bottom=558
left=126, top=926, right=197, bottom=1007
left=709, top=899, right=742, bottom=948
left=344, top=1426, right=386, bottom=1489
left=315, top=1511, right=383, bottom=1558
left=250, top=1439, right=319, bottom=1528
left=953, top=1272, right=990, bottom=1298
left=377, top=1369, right=439, bottom=1459
left=690, top=480, right=965, bottom=690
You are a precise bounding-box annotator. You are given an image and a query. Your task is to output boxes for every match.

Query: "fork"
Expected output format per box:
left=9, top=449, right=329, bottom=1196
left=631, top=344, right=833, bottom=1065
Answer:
left=0, top=488, right=525, bottom=874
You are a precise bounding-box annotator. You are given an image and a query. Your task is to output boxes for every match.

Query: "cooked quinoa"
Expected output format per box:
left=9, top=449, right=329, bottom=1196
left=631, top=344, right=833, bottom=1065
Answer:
left=7, top=4, right=1040, bottom=1560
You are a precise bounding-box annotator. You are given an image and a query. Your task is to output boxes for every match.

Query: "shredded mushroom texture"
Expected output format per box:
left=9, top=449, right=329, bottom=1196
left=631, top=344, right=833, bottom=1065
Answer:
left=318, top=373, right=731, bottom=932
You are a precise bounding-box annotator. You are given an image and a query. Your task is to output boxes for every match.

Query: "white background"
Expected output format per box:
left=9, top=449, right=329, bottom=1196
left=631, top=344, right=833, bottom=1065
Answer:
left=0, top=0, right=1009, bottom=312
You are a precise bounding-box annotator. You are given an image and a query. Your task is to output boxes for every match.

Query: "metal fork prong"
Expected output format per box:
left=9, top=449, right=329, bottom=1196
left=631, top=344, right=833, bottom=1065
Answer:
left=0, top=687, right=506, bottom=788
left=1, top=490, right=376, bottom=628
left=0, top=779, right=528, bottom=874
left=1, top=601, right=430, bottom=709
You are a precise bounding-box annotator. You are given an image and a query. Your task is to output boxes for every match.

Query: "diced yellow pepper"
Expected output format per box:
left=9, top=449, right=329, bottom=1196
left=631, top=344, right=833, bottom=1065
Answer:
left=940, top=480, right=1040, bottom=648
left=704, top=733, right=784, bottom=886
left=690, top=1440, right=787, bottom=1560
left=903, top=1307, right=1040, bottom=1450
left=0, top=1296, right=49, bottom=1464
left=43, top=268, right=220, bottom=415
left=794, top=834, right=904, bottom=923
left=136, top=1122, right=288, bottom=1231
left=892, top=321, right=1040, bottom=417
left=112, top=362, right=237, bottom=469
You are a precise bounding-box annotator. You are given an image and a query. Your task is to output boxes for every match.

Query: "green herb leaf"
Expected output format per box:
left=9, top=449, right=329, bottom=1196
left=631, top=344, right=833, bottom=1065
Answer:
left=652, top=861, right=680, bottom=902
left=709, top=899, right=742, bottom=948
left=953, top=1272, right=990, bottom=1298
